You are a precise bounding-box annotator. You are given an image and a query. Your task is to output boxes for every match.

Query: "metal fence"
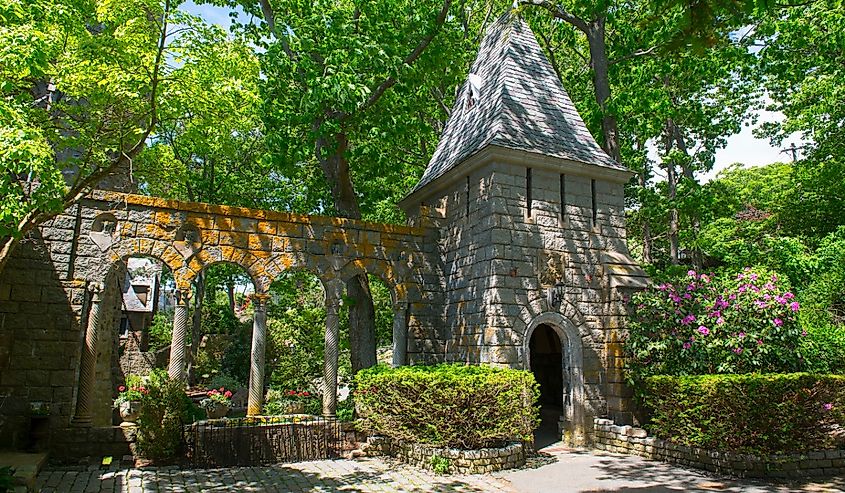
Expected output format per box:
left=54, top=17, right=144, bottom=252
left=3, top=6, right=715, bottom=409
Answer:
left=186, top=416, right=342, bottom=467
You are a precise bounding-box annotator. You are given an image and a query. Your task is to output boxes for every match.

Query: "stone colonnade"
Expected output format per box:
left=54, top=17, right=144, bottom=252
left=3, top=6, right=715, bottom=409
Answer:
left=67, top=191, right=430, bottom=423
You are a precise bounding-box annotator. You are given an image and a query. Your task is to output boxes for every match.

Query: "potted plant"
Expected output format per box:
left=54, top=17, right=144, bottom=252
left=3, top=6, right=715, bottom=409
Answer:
left=113, top=381, right=148, bottom=425
left=201, top=387, right=233, bottom=419
left=283, top=390, right=312, bottom=414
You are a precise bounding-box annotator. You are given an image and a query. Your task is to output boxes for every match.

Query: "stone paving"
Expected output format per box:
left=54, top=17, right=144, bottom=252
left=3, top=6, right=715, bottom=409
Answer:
left=36, top=450, right=845, bottom=493
left=37, top=457, right=514, bottom=493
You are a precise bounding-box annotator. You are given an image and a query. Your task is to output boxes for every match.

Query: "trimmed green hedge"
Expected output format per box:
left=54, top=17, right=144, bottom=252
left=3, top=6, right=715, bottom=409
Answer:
left=354, top=364, right=539, bottom=450
left=643, top=373, right=845, bottom=454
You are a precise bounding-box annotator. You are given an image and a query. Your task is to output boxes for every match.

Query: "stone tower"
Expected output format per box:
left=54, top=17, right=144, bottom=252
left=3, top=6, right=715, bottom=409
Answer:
left=400, top=13, right=647, bottom=443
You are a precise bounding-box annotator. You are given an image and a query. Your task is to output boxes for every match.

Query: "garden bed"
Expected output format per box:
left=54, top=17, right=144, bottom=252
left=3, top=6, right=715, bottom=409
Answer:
left=367, top=436, right=526, bottom=474
left=594, top=418, right=845, bottom=478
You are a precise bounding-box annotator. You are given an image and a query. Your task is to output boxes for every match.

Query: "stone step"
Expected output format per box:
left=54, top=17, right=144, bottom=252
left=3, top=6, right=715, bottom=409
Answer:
left=0, top=451, right=48, bottom=493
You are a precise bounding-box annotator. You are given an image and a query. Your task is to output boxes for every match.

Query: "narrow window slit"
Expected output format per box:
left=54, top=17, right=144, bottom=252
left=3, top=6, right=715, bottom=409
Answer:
left=526, top=168, right=533, bottom=217
left=465, top=176, right=470, bottom=217
left=591, top=179, right=597, bottom=227
left=560, top=174, right=566, bottom=221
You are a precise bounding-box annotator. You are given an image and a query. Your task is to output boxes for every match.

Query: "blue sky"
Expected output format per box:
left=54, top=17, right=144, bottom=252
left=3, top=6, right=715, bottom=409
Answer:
left=183, top=2, right=802, bottom=181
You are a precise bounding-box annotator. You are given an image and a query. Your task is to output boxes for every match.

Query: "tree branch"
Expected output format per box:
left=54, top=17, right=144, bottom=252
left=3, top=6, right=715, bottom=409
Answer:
left=609, top=45, right=659, bottom=65
left=519, top=0, right=589, bottom=33
left=356, top=0, right=453, bottom=115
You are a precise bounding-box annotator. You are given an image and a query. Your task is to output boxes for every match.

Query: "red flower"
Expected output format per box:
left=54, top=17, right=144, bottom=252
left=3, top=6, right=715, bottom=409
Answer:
left=224, top=391, right=232, bottom=398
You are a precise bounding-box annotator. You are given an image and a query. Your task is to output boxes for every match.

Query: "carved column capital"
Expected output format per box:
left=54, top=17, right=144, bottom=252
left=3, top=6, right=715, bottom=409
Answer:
left=174, top=289, right=191, bottom=306
left=87, top=281, right=105, bottom=302
left=248, top=293, right=271, bottom=311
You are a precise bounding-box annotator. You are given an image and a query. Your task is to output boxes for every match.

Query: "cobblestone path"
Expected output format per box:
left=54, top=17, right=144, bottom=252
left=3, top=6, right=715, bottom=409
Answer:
left=37, top=457, right=514, bottom=493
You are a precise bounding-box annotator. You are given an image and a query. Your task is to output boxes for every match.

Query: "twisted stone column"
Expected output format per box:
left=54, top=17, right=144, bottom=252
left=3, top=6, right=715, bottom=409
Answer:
left=72, top=281, right=104, bottom=426
left=247, top=294, right=269, bottom=416
left=168, top=289, right=190, bottom=382
left=323, top=290, right=341, bottom=417
left=392, top=301, right=409, bottom=367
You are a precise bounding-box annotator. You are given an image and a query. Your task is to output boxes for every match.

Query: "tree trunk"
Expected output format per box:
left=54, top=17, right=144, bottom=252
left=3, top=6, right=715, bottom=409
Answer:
left=665, top=119, right=680, bottom=265
left=227, top=281, right=236, bottom=314
left=317, top=130, right=377, bottom=374
left=638, top=172, right=654, bottom=264
left=586, top=18, right=621, bottom=163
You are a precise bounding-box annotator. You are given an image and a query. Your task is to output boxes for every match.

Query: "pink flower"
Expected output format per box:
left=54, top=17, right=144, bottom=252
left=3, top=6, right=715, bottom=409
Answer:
left=824, top=403, right=833, bottom=411
left=790, top=302, right=800, bottom=312
left=784, top=292, right=795, bottom=300
left=681, top=314, right=696, bottom=325
left=118, top=386, right=126, bottom=392
left=802, top=330, right=808, bottom=337
left=757, top=339, right=764, bottom=346
left=738, top=332, right=746, bottom=339
left=697, top=326, right=710, bottom=336
left=687, top=270, right=697, bottom=277
left=683, top=342, right=692, bottom=350
left=733, top=347, right=743, bottom=354
left=773, top=318, right=783, bottom=327
left=224, top=391, right=233, bottom=398
left=716, top=317, right=725, bottom=325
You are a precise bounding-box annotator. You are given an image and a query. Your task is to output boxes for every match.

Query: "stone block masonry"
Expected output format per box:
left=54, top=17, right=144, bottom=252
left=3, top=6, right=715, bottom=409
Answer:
left=366, top=436, right=526, bottom=474
left=593, top=418, right=845, bottom=479
left=0, top=190, right=443, bottom=455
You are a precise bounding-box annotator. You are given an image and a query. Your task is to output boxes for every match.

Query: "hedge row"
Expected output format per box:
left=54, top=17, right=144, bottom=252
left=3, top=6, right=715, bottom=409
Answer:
left=354, top=364, right=539, bottom=450
left=642, top=373, right=845, bottom=454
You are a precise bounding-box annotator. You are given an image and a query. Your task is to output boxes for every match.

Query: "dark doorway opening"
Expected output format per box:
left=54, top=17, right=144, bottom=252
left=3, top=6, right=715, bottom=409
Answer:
left=529, top=324, right=563, bottom=449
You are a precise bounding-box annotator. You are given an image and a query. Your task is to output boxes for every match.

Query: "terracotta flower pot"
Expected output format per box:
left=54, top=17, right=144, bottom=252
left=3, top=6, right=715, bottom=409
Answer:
left=206, top=401, right=230, bottom=419
left=119, top=400, right=142, bottom=425
left=285, top=401, right=306, bottom=414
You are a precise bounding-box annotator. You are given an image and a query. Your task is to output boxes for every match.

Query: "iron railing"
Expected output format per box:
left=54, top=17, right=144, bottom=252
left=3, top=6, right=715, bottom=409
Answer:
left=186, top=416, right=342, bottom=467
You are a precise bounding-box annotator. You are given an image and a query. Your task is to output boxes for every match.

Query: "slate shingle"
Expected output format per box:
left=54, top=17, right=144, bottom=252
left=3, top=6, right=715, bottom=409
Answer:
left=412, top=13, right=625, bottom=194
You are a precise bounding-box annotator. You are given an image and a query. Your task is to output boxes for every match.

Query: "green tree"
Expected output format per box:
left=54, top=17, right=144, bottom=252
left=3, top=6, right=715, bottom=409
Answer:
left=217, top=0, right=490, bottom=372
left=0, top=0, right=181, bottom=270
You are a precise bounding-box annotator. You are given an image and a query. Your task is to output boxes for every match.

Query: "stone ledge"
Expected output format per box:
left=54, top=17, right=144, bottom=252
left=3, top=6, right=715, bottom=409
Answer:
left=366, top=437, right=526, bottom=474
left=592, top=418, right=845, bottom=479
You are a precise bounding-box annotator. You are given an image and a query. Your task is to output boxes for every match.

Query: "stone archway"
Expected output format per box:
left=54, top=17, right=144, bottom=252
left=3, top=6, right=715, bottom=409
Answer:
left=524, top=312, right=587, bottom=447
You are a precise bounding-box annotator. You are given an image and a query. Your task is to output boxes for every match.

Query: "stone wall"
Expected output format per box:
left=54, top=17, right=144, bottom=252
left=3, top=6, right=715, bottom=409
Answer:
left=367, top=436, right=526, bottom=474
left=0, top=191, right=442, bottom=454
left=405, top=147, right=648, bottom=442
left=593, top=418, right=845, bottom=478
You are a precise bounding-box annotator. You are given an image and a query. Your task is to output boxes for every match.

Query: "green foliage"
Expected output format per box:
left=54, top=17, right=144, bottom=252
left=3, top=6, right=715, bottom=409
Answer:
left=0, top=466, right=15, bottom=493
left=208, top=373, right=243, bottom=392
left=220, top=321, right=252, bottom=386
left=429, top=454, right=451, bottom=475
left=354, top=364, right=539, bottom=450
left=625, top=268, right=803, bottom=381
left=135, top=370, right=192, bottom=462
left=148, top=311, right=173, bottom=352
left=642, top=373, right=845, bottom=454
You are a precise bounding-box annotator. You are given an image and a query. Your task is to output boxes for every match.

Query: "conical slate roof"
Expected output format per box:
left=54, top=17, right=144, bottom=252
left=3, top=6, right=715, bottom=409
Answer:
left=412, top=13, right=624, bottom=194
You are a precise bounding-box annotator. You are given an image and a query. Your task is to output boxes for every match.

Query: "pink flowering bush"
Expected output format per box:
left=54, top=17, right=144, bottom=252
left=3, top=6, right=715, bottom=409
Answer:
left=626, top=267, right=803, bottom=379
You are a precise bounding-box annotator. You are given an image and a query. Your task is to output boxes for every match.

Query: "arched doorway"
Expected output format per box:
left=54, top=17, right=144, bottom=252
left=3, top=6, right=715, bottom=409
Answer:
left=529, top=324, right=563, bottom=448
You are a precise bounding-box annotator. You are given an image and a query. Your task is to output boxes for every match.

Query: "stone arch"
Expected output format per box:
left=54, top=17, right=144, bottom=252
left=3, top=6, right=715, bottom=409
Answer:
left=263, top=252, right=322, bottom=286
left=107, top=239, right=186, bottom=283
left=524, top=311, right=587, bottom=445
left=185, top=248, right=270, bottom=293
left=336, top=258, right=403, bottom=305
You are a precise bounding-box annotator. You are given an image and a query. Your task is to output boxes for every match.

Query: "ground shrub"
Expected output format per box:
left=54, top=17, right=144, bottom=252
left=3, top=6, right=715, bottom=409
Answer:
left=354, top=364, right=539, bottom=449
left=642, top=373, right=845, bottom=454
left=135, top=370, right=193, bottom=462
left=625, top=267, right=803, bottom=381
